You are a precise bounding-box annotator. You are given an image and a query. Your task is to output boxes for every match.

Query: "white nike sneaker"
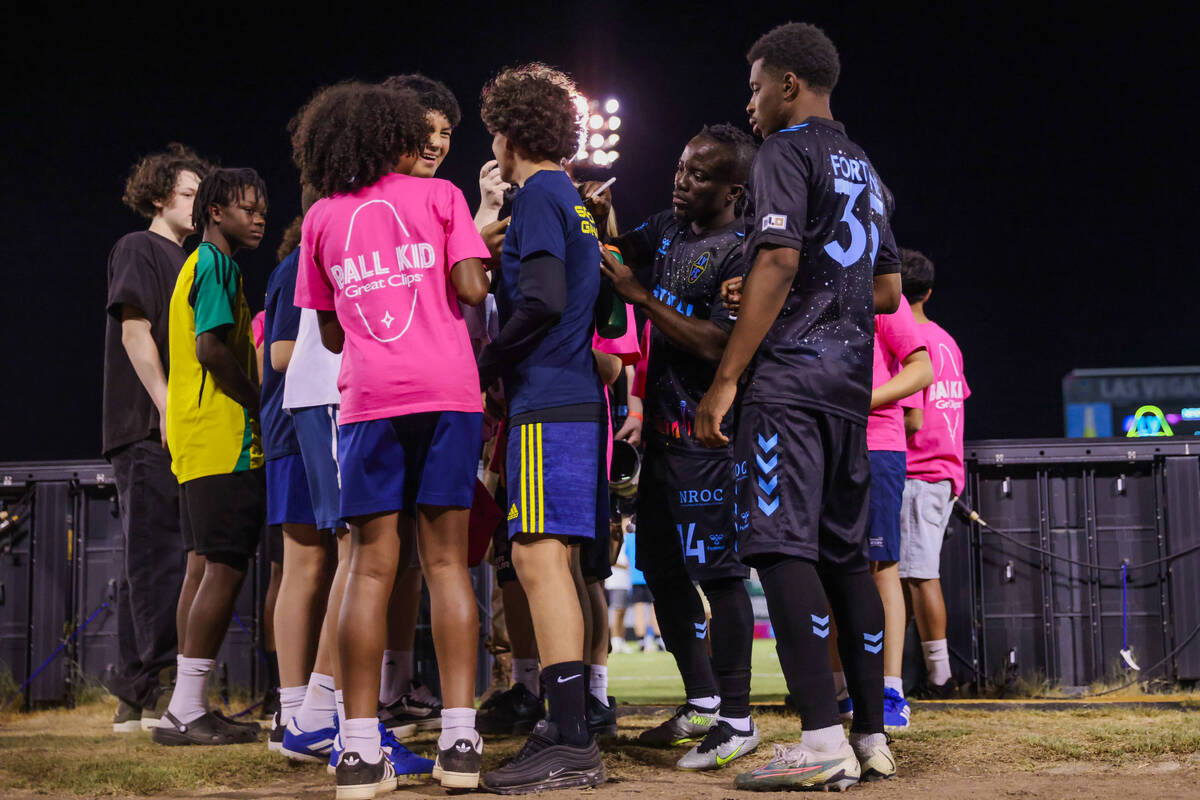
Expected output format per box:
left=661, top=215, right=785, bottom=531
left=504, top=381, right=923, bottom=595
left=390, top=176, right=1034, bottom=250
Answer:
left=677, top=720, right=760, bottom=770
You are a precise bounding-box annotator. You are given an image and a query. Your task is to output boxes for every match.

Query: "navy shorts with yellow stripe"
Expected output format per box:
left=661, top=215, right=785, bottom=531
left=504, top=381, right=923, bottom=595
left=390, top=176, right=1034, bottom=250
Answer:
left=505, top=420, right=604, bottom=541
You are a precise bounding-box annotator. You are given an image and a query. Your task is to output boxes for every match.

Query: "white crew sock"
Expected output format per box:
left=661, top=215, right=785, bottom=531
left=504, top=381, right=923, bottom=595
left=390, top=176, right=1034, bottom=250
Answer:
left=166, top=656, right=213, bottom=725
left=335, top=689, right=347, bottom=730
left=513, top=658, right=540, bottom=696
left=718, top=713, right=752, bottom=733
left=849, top=731, right=887, bottom=755
left=279, top=685, right=307, bottom=726
left=295, top=672, right=338, bottom=732
left=801, top=723, right=848, bottom=753
left=921, top=639, right=951, bottom=685
left=832, top=671, right=849, bottom=701
left=686, top=695, right=720, bottom=712
left=437, top=706, right=480, bottom=751
left=588, top=664, right=609, bottom=705
left=884, top=675, right=904, bottom=697
left=342, top=717, right=382, bottom=764
left=379, top=649, right=413, bottom=706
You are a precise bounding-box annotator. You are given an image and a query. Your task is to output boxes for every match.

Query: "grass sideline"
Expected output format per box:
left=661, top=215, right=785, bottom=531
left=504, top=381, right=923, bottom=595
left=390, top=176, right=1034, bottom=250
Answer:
left=608, top=638, right=786, bottom=704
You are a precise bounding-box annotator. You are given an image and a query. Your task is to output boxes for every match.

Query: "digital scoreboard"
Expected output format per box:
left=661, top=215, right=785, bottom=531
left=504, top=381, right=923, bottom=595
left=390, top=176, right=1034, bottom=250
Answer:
left=1063, top=367, right=1200, bottom=438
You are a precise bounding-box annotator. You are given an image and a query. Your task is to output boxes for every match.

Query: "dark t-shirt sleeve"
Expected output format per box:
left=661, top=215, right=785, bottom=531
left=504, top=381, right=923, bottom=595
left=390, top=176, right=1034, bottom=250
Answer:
left=744, top=136, right=809, bottom=259
left=267, top=261, right=302, bottom=345
left=612, top=209, right=673, bottom=271
left=709, top=241, right=747, bottom=331
left=511, top=186, right=568, bottom=262
left=873, top=215, right=901, bottom=275
left=107, top=236, right=161, bottom=321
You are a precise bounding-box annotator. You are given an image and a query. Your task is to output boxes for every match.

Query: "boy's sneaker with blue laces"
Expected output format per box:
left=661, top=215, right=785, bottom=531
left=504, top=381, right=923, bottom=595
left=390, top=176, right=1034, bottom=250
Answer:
left=837, top=695, right=854, bottom=722
left=281, top=717, right=338, bottom=762
left=883, top=688, right=910, bottom=731
left=380, top=724, right=434, bottom=776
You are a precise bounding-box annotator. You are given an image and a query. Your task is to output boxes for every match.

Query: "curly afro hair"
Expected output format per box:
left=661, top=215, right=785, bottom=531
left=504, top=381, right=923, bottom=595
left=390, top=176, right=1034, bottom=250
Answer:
left=480, top=63, right=582, bottom=163
left=900, top=248, right=935, bottom=303
left=747, top=22, right=840, bottom=93
left=121, top=143, right=211, bottom=219
left=193, top=167, right=268, bottom=232
left=695, top=123, right=758, bottom=185
left=289, top=82, right=431, bottom=197
left=382, top=73, right=462, bottom=128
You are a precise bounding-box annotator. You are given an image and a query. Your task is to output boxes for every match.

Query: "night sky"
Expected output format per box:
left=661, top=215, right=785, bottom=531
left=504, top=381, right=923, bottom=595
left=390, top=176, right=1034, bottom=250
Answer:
left=2, top=5, right=1191, bottom=462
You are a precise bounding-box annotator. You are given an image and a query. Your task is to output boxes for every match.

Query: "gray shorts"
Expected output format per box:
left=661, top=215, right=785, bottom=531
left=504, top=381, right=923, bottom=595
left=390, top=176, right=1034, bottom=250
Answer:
left=898, top=479, right=953, bottom=579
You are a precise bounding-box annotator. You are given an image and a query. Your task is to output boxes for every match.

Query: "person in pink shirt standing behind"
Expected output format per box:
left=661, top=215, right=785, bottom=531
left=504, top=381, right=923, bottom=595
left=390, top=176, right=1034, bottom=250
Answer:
left=837, top=293, right=931, bottom=733
left=897, top=249, right=969, bottom=700
left=291, top=82, right=491, bottom=800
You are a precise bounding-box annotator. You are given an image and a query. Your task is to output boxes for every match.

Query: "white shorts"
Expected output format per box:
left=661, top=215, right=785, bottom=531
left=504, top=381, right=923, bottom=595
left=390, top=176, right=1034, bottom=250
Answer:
left=897, top=479, right=954, bottom=579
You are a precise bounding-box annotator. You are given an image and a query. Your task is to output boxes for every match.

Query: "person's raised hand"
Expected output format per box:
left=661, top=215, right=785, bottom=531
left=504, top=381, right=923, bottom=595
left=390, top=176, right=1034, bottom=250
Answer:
left=479, top=160, right=509, bottom=211
left=578, top=180, right=613, bottom=228
left=720, top=275, right=744, bottom=315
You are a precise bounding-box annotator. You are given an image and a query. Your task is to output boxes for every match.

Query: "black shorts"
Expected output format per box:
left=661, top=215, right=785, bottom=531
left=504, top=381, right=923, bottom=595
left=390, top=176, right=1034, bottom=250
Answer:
left=179, top=469, right=265, bottom=559
left=734, top=403, right=870, bottom=572
left=635, top=447, right=748, bottom=582
left=630, top=585, right=654, bottom=604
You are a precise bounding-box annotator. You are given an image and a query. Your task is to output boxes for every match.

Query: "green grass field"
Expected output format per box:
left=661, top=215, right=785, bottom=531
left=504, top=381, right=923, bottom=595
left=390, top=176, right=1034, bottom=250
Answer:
left=608, top=638, right=786, bottom=704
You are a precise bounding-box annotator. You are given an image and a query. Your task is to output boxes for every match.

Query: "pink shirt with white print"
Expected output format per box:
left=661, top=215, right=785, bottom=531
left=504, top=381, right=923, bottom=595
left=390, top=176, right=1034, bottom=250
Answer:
left=293, top=173, right=490, bottom=424
left=866, top=300, right=926, bottom=452
left=905, top=320, right=969, bottom=495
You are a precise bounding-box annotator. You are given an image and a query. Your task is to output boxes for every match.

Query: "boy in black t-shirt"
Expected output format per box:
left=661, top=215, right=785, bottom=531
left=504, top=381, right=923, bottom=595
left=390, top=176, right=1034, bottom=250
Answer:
left=695, top=23, right=901, bottom=790
left=598, top=125, right=761, bottom=771
left=102, top=144, right=209, bottom=733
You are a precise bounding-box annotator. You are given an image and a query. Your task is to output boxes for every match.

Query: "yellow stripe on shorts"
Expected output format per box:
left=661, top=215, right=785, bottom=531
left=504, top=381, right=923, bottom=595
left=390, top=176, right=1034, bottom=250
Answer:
left=520, top=423, right=529, bottom=529
left=535, top=423, right=545, bottom=534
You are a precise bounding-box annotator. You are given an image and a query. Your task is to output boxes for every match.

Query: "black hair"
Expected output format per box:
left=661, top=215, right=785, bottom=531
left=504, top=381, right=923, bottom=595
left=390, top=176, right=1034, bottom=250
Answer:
left=122, top=143, right=211, bottom=218
left=193, top=167, right=268, bottom=232
left=900, top=248, right=935, bottom=303
left=290, top=82, right=431, bottom=197
left=382, top=73, right=462, bottom=128
left=747, top=22, right=840, bottom=93
left=481, top=63, right=581, bottom=163
left=695, top=123, right=758, bottom=185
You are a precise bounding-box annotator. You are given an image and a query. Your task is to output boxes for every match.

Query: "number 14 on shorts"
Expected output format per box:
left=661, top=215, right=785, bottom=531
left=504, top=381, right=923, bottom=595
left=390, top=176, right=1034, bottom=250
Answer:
left=677, top=523, right=706, bottom=564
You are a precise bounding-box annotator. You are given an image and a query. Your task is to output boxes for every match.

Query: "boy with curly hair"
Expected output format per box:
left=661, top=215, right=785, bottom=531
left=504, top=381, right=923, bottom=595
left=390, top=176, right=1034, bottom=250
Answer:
left=291, top=81, right=491, bottom=799
left=475, top=62, right=607, bottom=794
left=103, top=144, right=209, bottom=733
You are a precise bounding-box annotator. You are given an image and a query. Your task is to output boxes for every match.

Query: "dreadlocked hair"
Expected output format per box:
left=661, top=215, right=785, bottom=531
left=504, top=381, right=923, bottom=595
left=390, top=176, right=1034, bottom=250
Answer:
left=289, top=81, right=431, bottom=197
left=193, top=167, right=269, bottom=232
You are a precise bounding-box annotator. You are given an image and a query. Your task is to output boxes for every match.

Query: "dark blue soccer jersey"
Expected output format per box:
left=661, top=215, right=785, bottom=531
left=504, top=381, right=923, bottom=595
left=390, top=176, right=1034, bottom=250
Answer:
left=261, top=250, right=302, bottom=460
left=742, top=117, right=900, bottom=425
left=616, top=210, right=746, bottom=454
left=495, top=169, right=604, bottom=419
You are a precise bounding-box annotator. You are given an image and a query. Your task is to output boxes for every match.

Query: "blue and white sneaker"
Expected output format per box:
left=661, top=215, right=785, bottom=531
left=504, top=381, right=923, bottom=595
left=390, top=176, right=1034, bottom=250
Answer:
left=327, top=731, right=343, bottom=776
left=281, top=717, right=338, bottom=763
left=883, top=688, right=910, bottom=731
left=381, top=724, right=434, bottom=776
left=837, top=694, right=854, bottom=722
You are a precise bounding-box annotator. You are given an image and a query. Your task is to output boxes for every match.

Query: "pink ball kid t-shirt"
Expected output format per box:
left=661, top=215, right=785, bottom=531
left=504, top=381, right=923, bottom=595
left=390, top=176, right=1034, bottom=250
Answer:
left=293, top=172, right=490, bottom=424
left=905, top=320, right=969, bottom=495
left=866, top=299, right=926, bottom=452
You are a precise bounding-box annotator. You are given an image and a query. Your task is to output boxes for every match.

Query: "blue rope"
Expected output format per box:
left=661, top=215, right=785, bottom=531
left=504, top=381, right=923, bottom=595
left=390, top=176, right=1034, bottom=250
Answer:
left=3, top=601, right=109, bottom=709
left=232, top=610, right=270, bottom=664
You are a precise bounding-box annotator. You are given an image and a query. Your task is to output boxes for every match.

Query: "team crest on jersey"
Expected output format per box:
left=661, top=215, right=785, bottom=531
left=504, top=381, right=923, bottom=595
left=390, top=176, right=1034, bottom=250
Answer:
left=762, top=213, right=787, bottom=232
left=687, top=250, right=713, bottom=283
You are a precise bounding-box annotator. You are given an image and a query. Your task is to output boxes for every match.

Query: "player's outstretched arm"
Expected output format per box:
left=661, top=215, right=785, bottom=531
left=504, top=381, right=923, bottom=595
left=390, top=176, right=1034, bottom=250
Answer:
left=694, top=245, right=799, bottom=447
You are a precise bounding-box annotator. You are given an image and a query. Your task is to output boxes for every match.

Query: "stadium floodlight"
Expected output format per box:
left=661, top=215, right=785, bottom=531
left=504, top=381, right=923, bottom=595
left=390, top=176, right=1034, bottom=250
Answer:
left=573, top=94, right=624, bottom=169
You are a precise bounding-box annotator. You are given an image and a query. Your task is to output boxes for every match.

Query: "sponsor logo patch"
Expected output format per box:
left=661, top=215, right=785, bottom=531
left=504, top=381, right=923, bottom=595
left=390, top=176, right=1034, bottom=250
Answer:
left=761, top=213, right=787, bottom=232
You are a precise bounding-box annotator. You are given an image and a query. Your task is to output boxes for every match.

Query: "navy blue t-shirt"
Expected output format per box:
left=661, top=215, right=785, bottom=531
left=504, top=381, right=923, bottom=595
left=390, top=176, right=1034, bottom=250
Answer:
left=261, top=250, right=302, bottom=460
left=495, top=169, right=603, bottom=420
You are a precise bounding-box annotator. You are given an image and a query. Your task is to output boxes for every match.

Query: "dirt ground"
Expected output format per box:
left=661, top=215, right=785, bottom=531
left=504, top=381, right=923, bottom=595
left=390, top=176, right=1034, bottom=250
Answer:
left=3, top=701, right=1199, bottom=799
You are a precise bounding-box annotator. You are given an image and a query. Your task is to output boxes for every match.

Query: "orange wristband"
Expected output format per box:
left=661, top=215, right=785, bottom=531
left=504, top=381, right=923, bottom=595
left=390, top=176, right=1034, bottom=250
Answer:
left=627, top=411, right=643, bottom=421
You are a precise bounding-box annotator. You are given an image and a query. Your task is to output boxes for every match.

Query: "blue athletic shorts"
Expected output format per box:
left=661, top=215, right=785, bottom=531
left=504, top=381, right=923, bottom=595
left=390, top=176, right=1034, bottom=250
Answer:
left=293, top=405, right=344, bottom=532
left=505, top=420, right=605, bottom=541
left=266, top=453, right=316, bottom=527
left=867, top=449, right=906, bottom=563
left=339, top=411, right=482, bottom=520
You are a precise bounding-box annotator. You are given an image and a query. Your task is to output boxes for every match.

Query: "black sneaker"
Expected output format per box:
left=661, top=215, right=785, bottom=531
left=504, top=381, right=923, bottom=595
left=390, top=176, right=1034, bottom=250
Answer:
left=112, top=699, right=142, bottom=733
left=477, top=683, right=544, bottom=735
left=335, top=750, right=398, bottom=800
left=151, top=710, right=259, bottom=746
left=260, top=686, right=280, bottom=720
left=268, top=711, right=286, bottom=752
left=636, top=703, right=718, bottom=747
left=379, top=682, right=442, bottom=737
left=432, top=734, right=482, bottom=790
left=586, top=694, right=617, bottom=737
left=213, top=709, right=263, bottom=735
left=910, top=676, right=959, bottom=700
left=481, top=720, right=605, bottom=795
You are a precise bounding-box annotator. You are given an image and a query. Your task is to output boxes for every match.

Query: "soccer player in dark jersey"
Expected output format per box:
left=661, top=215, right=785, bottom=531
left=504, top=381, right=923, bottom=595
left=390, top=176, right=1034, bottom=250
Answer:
left=476, top=63, right=606, bottom=794
left=596, top=124, right=761, bottom=771
left=695, top=22, right=902, bottom=790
